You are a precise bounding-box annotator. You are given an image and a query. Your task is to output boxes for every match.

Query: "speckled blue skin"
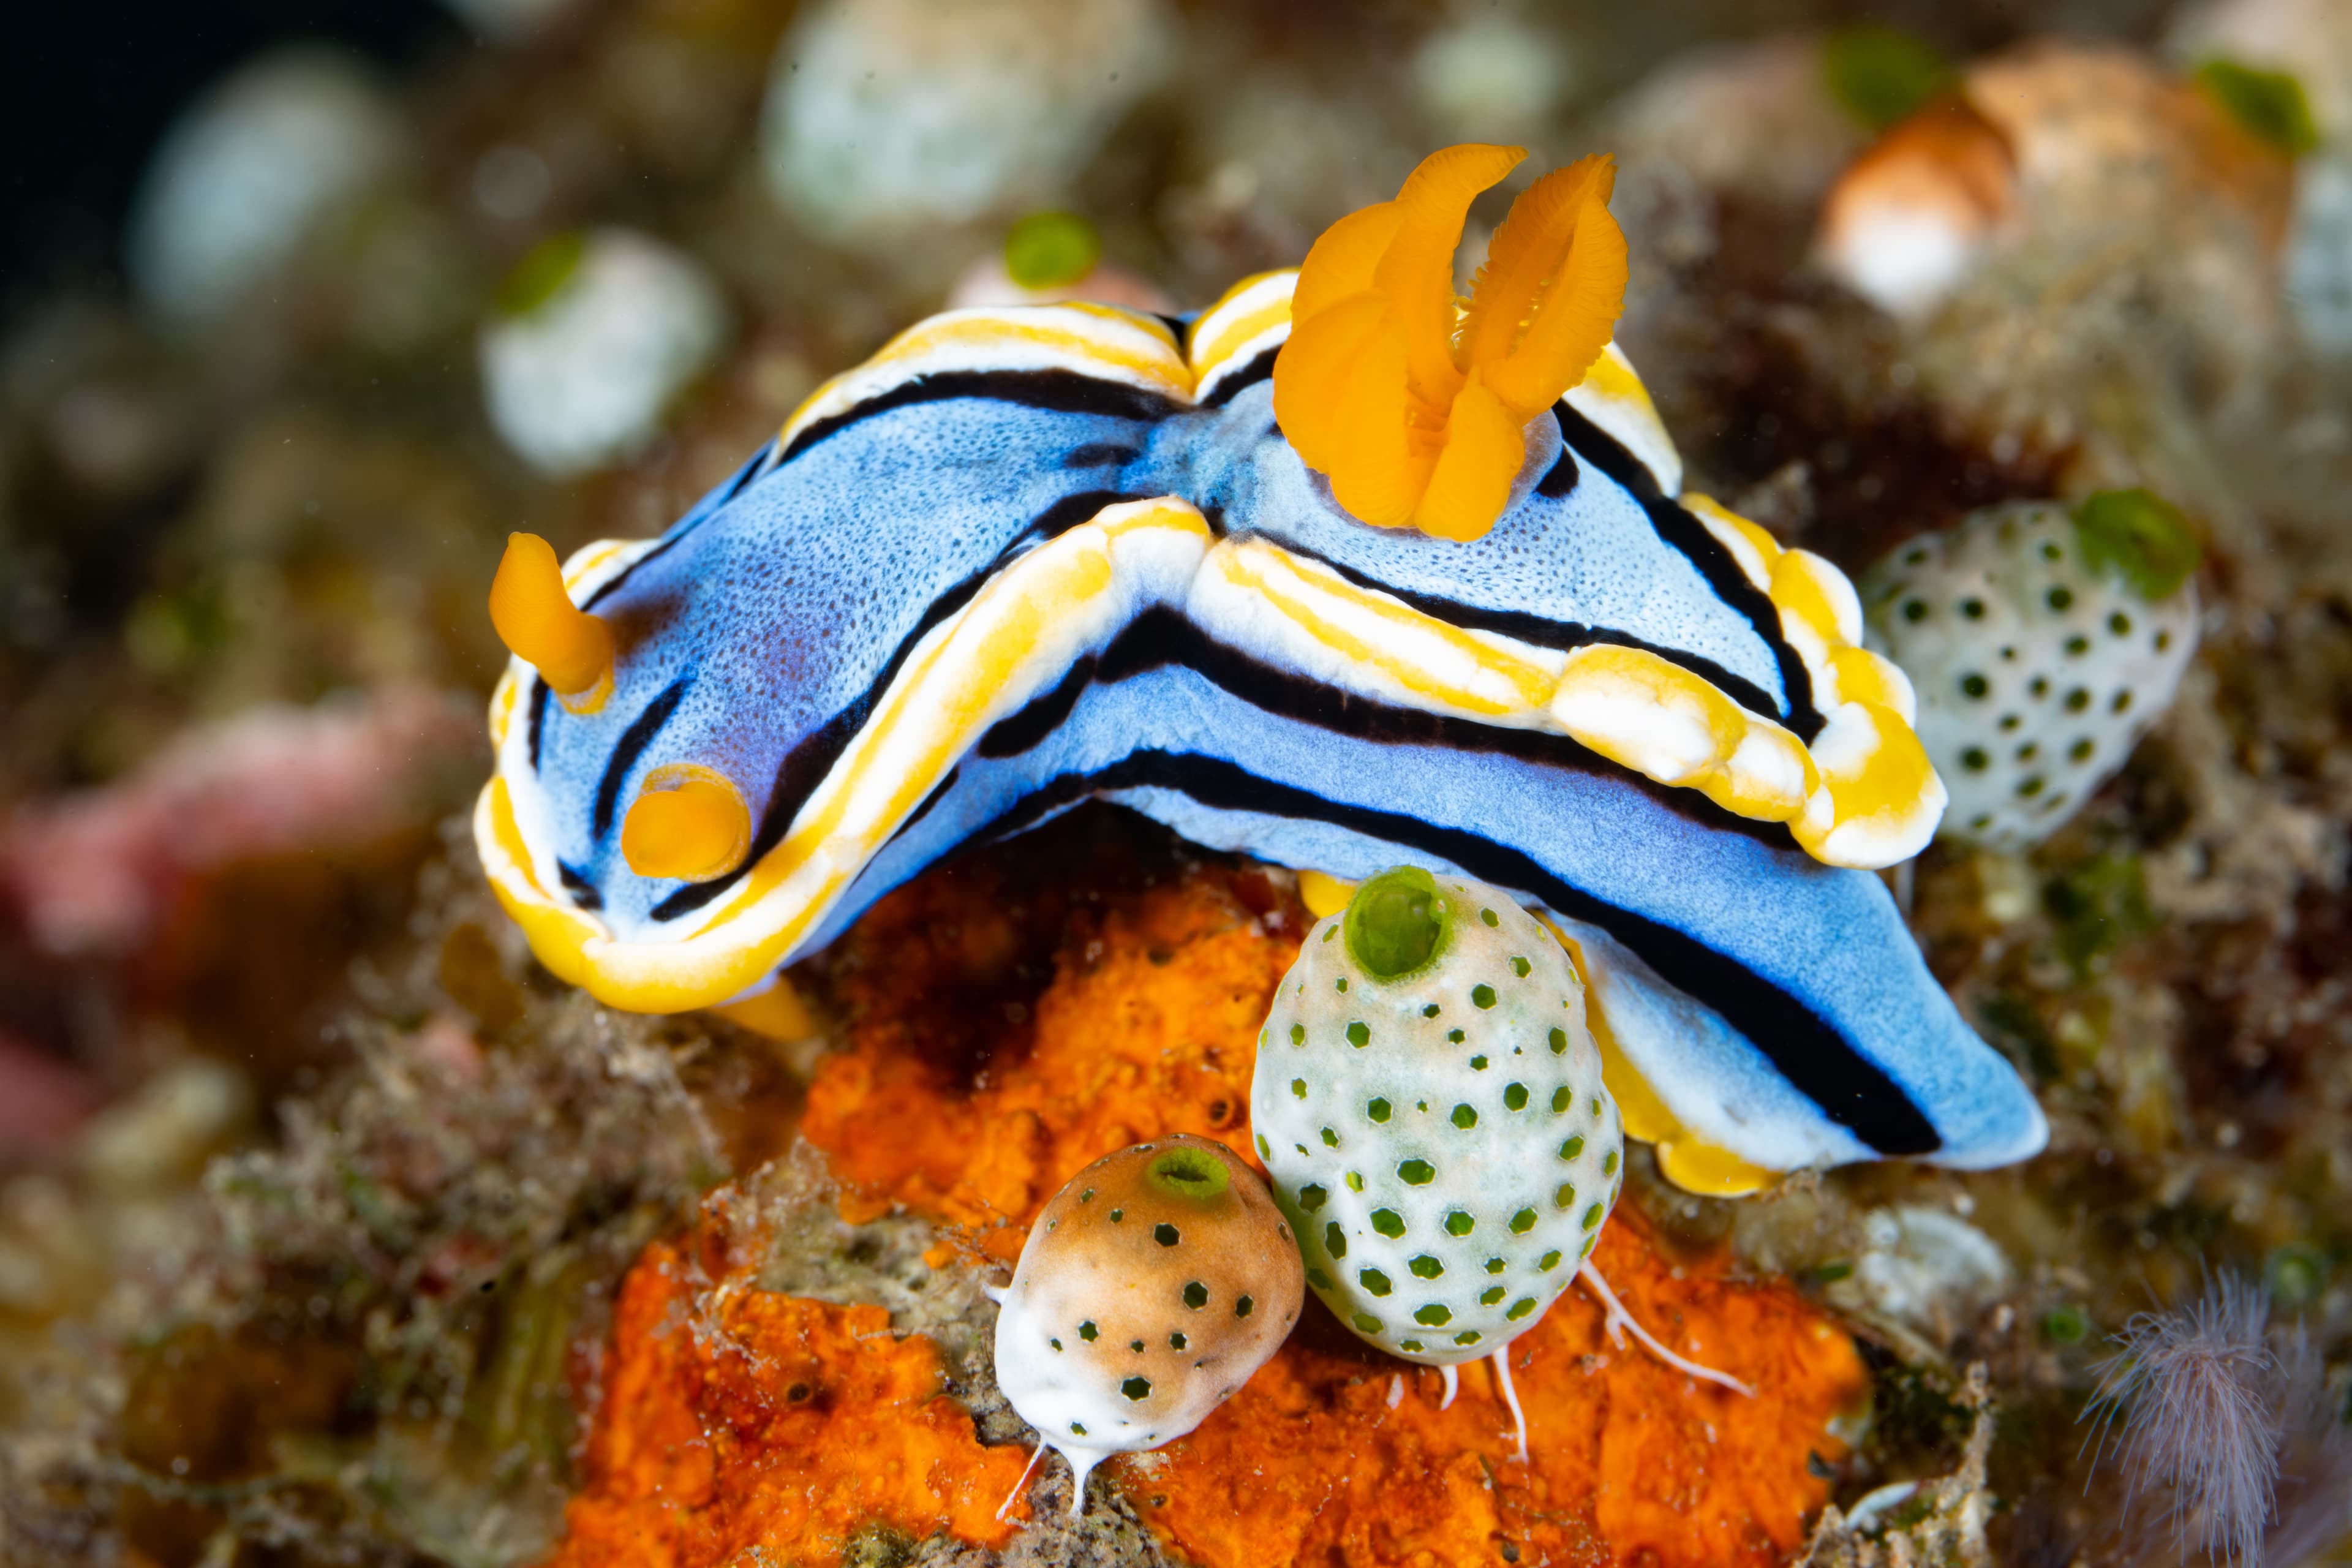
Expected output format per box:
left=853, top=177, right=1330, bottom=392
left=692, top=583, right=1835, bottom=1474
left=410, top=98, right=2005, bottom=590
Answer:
left=519, top=368, right=2046, bottom=1172
left=1176, top=391, right=1801, bottom=720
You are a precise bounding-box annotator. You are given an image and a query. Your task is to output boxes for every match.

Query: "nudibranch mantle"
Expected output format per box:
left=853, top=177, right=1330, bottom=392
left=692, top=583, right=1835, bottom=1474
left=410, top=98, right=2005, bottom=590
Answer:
left=477, top=149, right=2043, bottom=1183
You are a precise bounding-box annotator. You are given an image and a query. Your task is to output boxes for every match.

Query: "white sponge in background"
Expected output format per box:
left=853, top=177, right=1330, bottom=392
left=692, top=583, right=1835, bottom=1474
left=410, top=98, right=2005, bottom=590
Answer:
left=478, top=228, right=728, bottom=479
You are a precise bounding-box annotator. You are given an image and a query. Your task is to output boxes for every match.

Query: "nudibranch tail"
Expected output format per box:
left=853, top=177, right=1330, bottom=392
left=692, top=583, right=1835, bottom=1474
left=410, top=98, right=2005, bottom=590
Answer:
left=1273, top=145, right=1629, bottom=543
left=489, top=532, right=614, bottom=713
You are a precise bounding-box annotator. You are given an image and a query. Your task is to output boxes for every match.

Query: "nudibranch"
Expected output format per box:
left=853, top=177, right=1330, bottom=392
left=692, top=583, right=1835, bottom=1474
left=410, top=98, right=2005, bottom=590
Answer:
left=989, top=1136, right=1303, bottom=1516
left=1251, top=867, right=1746, bottom=1458
left=476, top=142, right=2046, bottom=1191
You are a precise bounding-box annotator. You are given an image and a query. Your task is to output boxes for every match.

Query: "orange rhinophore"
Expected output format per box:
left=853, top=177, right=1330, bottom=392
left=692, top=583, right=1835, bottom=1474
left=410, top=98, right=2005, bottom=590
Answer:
left=1272, top=144, right=1629, bottom=543
left=489, top=532, right=615, bottom=712
left=620, top=764, right=752, bottom=883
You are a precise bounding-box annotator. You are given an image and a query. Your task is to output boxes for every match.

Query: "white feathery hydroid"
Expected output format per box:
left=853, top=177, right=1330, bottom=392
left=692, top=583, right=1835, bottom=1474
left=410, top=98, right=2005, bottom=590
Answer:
left=2085, top=1273, right=2279, bottom=1565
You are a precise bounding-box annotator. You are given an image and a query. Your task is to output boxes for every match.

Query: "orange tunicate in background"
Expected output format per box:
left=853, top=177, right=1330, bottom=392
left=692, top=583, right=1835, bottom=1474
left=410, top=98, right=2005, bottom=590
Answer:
left=551, top=843, right=1868, bottom=1568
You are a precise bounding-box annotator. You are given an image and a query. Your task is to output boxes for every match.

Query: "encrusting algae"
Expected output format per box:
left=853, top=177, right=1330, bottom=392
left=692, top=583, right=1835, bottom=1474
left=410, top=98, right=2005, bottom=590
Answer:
left=548, top=845, right=1869, bottom=1568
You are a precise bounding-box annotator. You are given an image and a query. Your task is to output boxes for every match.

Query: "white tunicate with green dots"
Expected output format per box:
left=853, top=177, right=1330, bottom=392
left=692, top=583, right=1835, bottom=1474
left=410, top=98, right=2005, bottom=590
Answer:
left=1250, top=873, right=1622, bottom=1366
left=1860, top=500, right=2199, bottom=854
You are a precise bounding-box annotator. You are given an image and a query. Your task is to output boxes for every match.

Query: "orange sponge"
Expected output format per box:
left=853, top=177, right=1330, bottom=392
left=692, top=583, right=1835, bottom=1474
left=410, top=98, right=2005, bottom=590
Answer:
left=555, top=854, right=1867, bottom=1568
left=551, top=1243, right=1032, bottom=1567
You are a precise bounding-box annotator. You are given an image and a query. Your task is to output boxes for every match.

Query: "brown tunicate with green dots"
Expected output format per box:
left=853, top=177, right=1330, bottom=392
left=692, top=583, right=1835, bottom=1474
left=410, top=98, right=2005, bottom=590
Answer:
left=992, top=1133, right=1305, bottom=1483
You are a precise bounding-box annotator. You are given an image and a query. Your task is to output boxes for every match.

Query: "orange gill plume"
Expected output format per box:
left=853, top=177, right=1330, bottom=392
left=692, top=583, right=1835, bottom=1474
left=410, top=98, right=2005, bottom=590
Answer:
left=489, top=532, right=615, bottom=713
left=1273, top=144, right=1629, bottom=543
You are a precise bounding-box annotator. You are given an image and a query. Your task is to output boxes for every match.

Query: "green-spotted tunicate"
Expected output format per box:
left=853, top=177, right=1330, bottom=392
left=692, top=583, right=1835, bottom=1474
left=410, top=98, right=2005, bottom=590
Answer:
left=1861, top=494, right=2200, bottom=853
left=1250, top=867, right=1623, bottom=1372
left=991, top=1135, right=1303, bottom=1516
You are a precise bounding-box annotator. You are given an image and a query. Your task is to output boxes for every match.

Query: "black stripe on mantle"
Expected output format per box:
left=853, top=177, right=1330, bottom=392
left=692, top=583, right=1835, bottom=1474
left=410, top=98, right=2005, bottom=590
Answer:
left=1551, top=402, right=1826, bottom=741
left=639, top=487, right=1153, bottom=924
left=959, top=745, right=1939, bottom=1157
left=776, top=369, right=1182, bottom=468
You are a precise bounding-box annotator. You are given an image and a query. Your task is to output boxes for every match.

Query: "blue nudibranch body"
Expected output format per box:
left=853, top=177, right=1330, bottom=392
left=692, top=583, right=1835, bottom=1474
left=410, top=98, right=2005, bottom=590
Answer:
left=477, top=145, right=2046, bottom=1190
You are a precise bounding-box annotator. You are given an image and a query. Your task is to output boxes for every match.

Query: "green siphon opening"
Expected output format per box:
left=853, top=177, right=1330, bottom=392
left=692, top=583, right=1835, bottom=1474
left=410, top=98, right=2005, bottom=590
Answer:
left=497, top=230, right=589, bottom=319
left=1004, top=211, right=1102, bottom=290
left=2265, top=1246, right=2328, bottom=1313
left=2071, top=489, right=2201, bottom=602
left=1147, top=1145, right=1231, bottom=1202
left=2041, top=1305, right=2089, bottom=1344
left=2193, top=59, right=2319, bottom=157
left=1342, top=866, right=1452, bottom=981
left=1822, top=25, right=1956, bottom=130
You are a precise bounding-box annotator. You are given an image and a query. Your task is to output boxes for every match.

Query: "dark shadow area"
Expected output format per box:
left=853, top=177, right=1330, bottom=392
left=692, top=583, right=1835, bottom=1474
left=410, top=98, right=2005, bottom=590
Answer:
left=0, top=0, right=457, bottom=300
